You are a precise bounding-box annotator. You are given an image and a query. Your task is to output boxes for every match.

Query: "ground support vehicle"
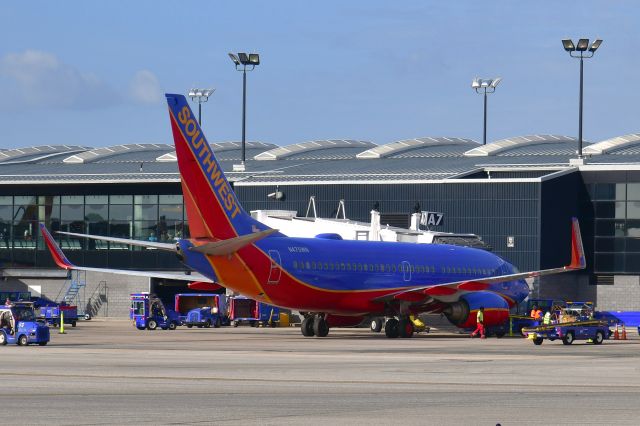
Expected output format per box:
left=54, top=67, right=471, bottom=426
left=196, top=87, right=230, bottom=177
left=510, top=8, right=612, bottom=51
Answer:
left=230, top=296, right=279, bottom=327
left=522, top=320, right=611, bottom=345
left=40, top=304, right=79, bottom=327
left=175, top=293, right=229, bottom=328
left=0, top=302, right=50, bottom=346
left=130, top=293, right=181, bottom=330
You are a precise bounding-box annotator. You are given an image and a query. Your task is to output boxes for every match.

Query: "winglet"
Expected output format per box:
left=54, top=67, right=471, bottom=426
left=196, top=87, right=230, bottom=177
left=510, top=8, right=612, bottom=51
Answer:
left=39, top=223, right=73, bottom=270
left=568, top=217, right=586, bottom=270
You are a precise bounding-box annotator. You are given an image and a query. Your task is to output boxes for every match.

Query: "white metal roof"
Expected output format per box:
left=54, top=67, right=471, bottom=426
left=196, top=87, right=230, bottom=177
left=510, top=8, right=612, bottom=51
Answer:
left=464, top=135, right=577, bottom=157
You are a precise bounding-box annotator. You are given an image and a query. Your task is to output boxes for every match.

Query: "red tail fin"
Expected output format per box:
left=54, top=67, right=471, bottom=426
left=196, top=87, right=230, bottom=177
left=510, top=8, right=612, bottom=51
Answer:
left=165, top=94, right=271, bottom=239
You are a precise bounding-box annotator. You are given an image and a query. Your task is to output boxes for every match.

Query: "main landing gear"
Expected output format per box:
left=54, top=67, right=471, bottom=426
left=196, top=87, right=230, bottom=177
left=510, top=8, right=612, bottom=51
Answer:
left=300, top=314, right=330, bottom=338
left=371, top=317, right=416, bottom=338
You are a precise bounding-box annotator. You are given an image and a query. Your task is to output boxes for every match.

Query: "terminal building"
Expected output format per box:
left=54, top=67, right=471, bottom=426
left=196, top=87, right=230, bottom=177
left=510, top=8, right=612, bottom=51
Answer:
left=1, top=133, right=640, bottom=316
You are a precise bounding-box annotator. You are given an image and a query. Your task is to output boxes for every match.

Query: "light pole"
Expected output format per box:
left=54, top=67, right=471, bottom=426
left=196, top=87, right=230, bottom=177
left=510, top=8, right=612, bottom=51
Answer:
left=471, top=77, right=501, bottom=145
left=561, top=38, right=603, bottom=158
left=228, top=52, right=260, bottom=168
left=188, top=88, right=215, bottom=125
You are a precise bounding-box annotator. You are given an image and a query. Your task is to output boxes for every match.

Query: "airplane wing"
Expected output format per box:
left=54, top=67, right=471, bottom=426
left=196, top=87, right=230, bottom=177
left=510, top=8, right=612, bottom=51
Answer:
left=372, top=217, right=585, bottom=304
left=56, top=231, right=176, bottom=251
left=39, top=224, right=213, bottom=283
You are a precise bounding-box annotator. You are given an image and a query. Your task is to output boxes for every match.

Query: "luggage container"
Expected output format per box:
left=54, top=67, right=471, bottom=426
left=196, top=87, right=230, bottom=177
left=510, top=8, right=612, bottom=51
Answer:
left=229, top=296, right=279, bottom=327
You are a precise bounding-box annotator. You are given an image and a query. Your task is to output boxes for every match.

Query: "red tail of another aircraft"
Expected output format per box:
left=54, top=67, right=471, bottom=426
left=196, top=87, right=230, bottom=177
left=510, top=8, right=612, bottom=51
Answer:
left=166, top=94, right=271, bottom=240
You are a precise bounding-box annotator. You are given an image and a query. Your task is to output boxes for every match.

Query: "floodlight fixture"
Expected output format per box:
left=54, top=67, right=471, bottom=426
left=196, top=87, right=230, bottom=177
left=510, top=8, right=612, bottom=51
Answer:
left=188, top=87, right=215, bottom=125
left=576, top=38, right=590, bottom=51
left=228, top=51, right=261, bottom=166
left=589, top=39, right=603, bottom=52
left=238, top=53, right=250, bottom=65
left=228, top=53, right=240, bottom=66
left=471, top=76, right=502, bottom=145
left=561, top=37, right=604, bottom=158
left=562, top=39, right=576, bottom=52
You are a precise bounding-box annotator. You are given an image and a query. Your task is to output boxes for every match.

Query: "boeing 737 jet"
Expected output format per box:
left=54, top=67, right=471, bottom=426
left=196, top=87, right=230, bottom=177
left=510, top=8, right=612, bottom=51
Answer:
left=41, top=93, right=586, bottom=338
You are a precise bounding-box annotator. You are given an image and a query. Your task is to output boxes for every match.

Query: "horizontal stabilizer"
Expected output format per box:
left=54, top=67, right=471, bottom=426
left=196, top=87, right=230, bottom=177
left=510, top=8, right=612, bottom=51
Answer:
left=57, top=231, right=177, bottom=252
left=189, top=229, right=278, bottom=256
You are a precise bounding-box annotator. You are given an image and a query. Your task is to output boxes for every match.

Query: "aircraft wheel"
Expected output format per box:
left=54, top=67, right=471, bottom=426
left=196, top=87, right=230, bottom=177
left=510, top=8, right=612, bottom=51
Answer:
left=313, top=317, right=329, bottom=337
left=0, top=332, right=6, bottom=345
left=533, top=337, right=543, bottom=345
left=384, top=318, right=399, bottom=338
left=398, top=319, right=414, bottom=338
left=562, top=331, right=574, bottom=345
left=18, top=334, right=28, bottom=346
left=593, top=330, right=604, bottom=345
left=370, top=318, right=383, bottom=333
left=301, top=316, right=315, bottom=337
left=147, top=319, right=157, bottom=330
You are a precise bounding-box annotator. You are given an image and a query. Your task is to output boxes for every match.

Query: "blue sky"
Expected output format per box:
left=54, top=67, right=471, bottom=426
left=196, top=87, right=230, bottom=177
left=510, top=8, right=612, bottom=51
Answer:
left=0, top=1, right=638, bottom=149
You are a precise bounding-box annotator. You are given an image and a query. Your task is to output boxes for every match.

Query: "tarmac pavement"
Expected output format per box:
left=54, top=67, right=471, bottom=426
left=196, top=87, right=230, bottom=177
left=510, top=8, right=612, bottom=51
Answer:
left=0, top=319, right=638, bottom=425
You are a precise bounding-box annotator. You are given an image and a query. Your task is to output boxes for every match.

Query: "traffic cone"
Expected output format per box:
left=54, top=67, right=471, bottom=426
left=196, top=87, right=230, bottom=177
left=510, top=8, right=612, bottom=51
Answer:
left=613, top=324, right=619, bottom=340
left=59, top=310, right=66, bottom=334
left=622, top=324, right=627, bottom=340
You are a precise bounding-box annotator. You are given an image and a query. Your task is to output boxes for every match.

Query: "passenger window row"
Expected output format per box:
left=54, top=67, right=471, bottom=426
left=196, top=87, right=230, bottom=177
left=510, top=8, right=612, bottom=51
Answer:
left=291, top=260, right=494, bottom=276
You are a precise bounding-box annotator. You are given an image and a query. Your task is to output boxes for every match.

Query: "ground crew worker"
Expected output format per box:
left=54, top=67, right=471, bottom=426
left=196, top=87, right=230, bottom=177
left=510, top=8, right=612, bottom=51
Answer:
left=530, top=305, right=542, bottom=321
left=543, top=311, right=552, bottom=325
left=470, top=306, right=486, bottom=339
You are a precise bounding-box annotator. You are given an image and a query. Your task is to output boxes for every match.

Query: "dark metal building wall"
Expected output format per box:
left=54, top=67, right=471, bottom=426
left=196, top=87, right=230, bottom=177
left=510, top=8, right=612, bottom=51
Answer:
left=235, top=181, right=541, bottom=270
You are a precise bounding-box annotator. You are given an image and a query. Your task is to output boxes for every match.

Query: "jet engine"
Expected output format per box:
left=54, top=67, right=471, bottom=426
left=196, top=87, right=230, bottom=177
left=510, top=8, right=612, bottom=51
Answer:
left=443, top=291, right=509, bottom=329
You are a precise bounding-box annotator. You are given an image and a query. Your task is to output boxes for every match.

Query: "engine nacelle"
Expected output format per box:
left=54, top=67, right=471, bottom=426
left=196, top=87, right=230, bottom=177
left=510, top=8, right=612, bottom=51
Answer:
left=444, top=292, right=509, bottom=329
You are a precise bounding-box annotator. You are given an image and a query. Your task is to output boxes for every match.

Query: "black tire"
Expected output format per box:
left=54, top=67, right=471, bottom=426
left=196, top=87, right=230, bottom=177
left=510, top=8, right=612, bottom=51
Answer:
left=593, top=330, right=604, bottom=345
left=301, top=316, right=315, bottom=337
left=533, top=337, right=543, bottom=345
left=147, top=319, right=157, bottom=330
left=232, top=321, right=239, bottom=327
left=0, top=332, right=6, bottom=345
left=204, top=319, right=212, bottom=328
left=398, top=319, right=414, bottom=338
left=250, top=320, right=257, bottom=327
left=313, top=317, right=329, bottom=337
left=385, top=318, right=399, bottom=338
left=84, top=314, right=92, bottom=321
left=370, top=318, right=383, bottom=333
left=38, top=341, right=48, bottom=346
left=214, top=318, right=221, bottom=328
left=71, top=321, right=77, bottom=327
left=187, top=324, right=193, bottom=328
left=18, top=334, right=28, bottom=346
left=168, top=322, right=177, bottom=330
left=562, top=331, right=574, bottom=345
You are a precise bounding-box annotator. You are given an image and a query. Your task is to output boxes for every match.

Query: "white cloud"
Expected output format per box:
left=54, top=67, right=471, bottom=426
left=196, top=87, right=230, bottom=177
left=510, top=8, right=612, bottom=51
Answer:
left=0, top=50, right=121, bottom=110
left=129, top=70, right=162, bottom=105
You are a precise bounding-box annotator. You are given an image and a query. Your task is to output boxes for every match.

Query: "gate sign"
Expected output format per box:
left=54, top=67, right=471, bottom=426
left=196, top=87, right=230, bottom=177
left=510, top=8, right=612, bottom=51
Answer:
left=420, top=211, right=444, bottom=227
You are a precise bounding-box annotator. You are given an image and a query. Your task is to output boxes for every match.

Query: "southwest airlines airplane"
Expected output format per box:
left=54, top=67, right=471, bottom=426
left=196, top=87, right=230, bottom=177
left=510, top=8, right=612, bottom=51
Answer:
left=40, top=93, right=586, bottom=338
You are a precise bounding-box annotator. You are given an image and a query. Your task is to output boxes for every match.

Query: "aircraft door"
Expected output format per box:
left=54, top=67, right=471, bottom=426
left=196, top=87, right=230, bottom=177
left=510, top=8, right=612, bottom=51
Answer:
left=267, top=250, right=282, bottom=284
left=402, top=261, right=411, bottom=282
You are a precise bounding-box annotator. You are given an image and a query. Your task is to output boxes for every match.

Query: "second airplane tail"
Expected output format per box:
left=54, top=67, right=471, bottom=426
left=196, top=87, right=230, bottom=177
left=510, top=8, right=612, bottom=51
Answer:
left=166, top=94, right=273, bottom=240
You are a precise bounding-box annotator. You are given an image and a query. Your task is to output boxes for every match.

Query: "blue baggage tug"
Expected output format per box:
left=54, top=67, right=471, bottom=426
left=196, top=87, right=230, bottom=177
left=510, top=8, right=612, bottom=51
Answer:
left=175, top=293, right=229, bottom=328
left=522, top=305, right=611, bottom=345
left=230, top=296, right=280, bottom=327
left=0, top=302, right=50, bottom=346
left=130, top=293, right=181, bottom=330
